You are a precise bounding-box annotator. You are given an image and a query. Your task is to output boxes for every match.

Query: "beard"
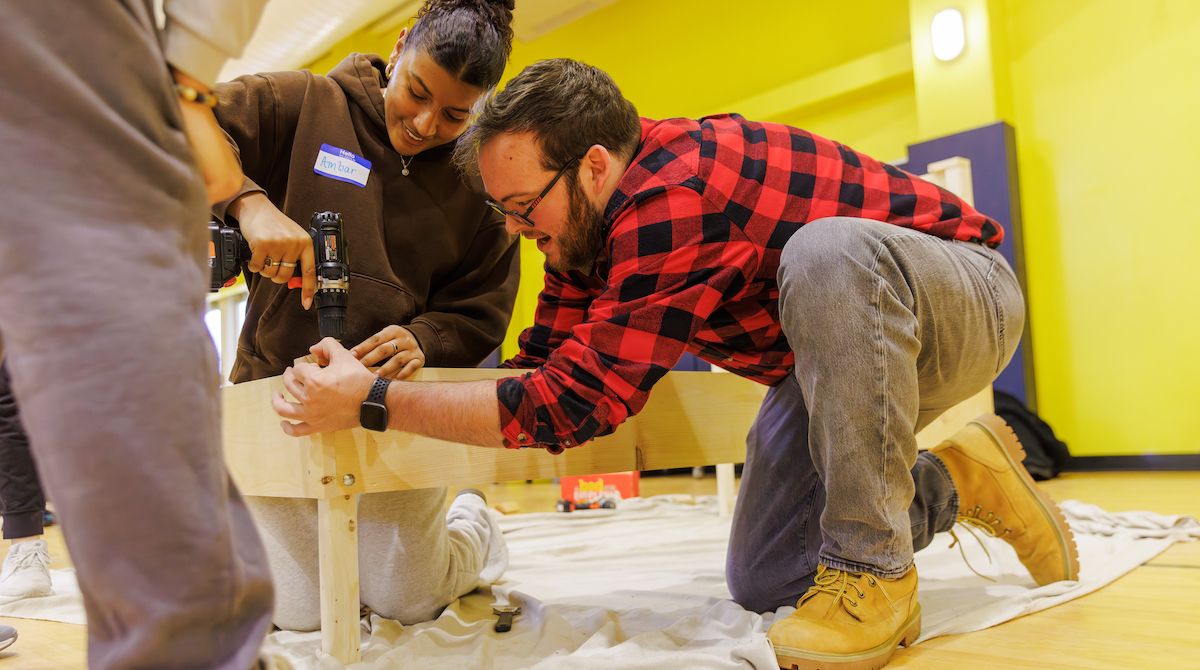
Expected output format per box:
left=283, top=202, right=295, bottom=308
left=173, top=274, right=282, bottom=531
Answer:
left=547, top=175, right=609, bottom=274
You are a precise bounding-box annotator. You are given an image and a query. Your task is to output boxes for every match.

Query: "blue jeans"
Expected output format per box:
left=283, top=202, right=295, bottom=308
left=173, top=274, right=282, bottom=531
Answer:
left=727, top=218, right=1024, bottom=613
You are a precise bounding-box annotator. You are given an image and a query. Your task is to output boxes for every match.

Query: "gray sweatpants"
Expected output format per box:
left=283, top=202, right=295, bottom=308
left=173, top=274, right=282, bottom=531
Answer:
left=248, top=489, right=508, bottom=631
left=727, top=217, right=1025, bottom=612
left=0, top=2, right=274, bottom=668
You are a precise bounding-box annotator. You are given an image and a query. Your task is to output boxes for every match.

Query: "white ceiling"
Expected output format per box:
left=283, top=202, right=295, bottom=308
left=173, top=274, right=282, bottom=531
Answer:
left=218, top=0, right=619, bottom=82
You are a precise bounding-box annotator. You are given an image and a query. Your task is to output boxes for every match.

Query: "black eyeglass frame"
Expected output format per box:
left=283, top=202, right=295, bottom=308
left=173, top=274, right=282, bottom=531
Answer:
left=485, top=157, right=581, bottom=227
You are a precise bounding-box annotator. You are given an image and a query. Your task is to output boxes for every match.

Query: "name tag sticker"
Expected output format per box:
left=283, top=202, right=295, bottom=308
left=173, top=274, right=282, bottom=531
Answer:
left=314, top=143, right=371, bottom=188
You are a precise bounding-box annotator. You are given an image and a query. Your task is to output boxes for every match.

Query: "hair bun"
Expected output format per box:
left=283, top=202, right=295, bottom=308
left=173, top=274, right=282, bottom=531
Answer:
left=419, top=0, right=514, bottom=31
left=424, top=0, right=513, bottom=17
left=409, top=0, right=515, bottom=89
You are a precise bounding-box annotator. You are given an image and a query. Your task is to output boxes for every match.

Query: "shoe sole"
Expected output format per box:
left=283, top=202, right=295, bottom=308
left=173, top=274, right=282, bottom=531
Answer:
left=773, top=604, right=921, bottom=670
left=0, top=630, right=15, bottom=652
left=970, top=414, right=1080, bottom=584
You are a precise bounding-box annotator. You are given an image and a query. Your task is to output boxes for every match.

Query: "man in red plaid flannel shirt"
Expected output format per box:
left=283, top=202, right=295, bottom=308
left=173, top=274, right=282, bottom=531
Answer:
left=278, top=59, right=1079, bottom=669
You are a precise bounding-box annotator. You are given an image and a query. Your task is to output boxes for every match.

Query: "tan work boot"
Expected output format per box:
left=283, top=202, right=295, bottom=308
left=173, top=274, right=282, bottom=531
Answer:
left=930, top=414, right=1080, bottom=585
left=768, top=565, right=920, bottom=670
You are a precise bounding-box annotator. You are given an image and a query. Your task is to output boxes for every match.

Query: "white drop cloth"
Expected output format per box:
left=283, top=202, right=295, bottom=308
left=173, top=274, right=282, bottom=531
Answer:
left=261, top=496, right=1199, bottom=669
left=0, top=567, right=86, bottom=625
left=7, top=496, right=1197, bottom=669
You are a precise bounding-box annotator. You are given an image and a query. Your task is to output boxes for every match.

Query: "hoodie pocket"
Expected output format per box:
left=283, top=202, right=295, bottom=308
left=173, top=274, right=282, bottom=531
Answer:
left=341, top=273, right=419, bottom=350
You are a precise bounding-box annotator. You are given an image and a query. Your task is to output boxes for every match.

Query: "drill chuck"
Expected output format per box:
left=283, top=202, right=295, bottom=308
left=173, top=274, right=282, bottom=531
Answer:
left=313, top=284, right=348, bottom=340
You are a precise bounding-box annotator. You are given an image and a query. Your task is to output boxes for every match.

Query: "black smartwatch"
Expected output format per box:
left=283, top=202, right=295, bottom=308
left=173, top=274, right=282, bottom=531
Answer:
left=359, top=377, right=392, bottom=432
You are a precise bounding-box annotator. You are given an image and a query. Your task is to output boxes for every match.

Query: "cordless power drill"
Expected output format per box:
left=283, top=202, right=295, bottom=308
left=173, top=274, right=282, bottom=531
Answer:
left=208, top=211, right=350, bottom=340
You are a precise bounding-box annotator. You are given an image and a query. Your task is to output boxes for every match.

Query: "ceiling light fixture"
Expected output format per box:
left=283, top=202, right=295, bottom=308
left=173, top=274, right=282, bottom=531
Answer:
left=931, top=9, right=966, bottom=61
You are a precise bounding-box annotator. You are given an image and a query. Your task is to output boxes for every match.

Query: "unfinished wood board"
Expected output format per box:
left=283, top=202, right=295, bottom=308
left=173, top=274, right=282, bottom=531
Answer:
left=222, top=373, right=326, bottom=498
left=318, top=493, right=360, bottom=664
left=716, top=463, right=737, bottom=517
left=225, top=369, right=996, bottom=501
left=329, top=423, right=639, bottom=493
left=634, top=372, right=766, bottom=471
left=922, top=156, right=975, bottom=207
left=223, top=369, right=766, bottom=497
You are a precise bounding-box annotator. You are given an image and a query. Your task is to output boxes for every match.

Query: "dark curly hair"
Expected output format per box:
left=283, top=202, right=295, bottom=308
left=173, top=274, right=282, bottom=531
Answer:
left=454, top=58, right=641, bottom=176
left=404, top=0, right=515, bottom=91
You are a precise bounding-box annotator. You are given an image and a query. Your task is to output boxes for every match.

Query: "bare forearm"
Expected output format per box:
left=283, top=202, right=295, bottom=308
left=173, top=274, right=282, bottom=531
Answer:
left=385, top=380, right=505, bottom=448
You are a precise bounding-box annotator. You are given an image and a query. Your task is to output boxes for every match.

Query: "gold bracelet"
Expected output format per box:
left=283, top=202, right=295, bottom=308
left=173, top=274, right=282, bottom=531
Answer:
left=175, top=83, right=218, bottom=108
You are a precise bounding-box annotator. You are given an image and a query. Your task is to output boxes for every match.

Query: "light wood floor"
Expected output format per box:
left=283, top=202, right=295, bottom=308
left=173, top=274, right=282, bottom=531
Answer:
left=1, top=471, right=1197, bottom=669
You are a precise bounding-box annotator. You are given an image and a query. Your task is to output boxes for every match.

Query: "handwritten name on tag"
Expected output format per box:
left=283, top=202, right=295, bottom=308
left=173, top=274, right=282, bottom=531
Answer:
left=313, top=144, right=371, bottom=188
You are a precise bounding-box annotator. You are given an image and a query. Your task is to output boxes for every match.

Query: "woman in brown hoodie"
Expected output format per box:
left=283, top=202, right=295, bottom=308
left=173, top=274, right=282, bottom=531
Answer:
left=213, top=0, right=520, bottom=631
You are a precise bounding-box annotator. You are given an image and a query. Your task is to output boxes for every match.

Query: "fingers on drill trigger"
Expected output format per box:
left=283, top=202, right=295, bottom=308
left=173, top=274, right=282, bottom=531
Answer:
left=301, top=245, right=317, bottom=309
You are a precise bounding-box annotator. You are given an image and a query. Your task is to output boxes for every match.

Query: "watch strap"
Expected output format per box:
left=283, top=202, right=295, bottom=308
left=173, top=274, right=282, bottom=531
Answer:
left=367, top=376, right=391, bottom=405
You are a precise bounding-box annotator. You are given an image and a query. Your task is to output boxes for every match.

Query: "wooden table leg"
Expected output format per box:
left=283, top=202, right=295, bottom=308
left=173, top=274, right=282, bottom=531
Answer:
left=716, top=462, right=736, bottom=517
left=318, top=493, right=360, bottom=664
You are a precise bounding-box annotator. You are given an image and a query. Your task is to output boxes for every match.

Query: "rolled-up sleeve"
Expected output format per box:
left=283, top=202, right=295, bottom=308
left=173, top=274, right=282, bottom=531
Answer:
left=162, top=0, right=270, bottom=87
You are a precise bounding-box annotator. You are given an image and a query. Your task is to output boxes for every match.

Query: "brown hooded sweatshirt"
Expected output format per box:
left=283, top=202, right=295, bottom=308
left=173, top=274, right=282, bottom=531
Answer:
left=214, top=53, right=519, bottom=382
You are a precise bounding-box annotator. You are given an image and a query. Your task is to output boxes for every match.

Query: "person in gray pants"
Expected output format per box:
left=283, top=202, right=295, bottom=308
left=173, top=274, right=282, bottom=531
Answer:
left=0, top=1, right=275, bottom=667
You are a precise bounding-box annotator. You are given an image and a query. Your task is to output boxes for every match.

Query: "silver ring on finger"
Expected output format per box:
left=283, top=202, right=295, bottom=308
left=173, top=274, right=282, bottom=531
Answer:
left=278, top=260, right=297, bottom=268
left=391, top=341, right=399, bottom=356
left=263, top=256, right=274, bottom=268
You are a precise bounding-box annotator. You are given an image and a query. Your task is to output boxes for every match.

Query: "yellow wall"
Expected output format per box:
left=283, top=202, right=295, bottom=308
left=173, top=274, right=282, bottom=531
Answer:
left=1003, top=0, right=1200, bottom=455
left=313, top=0, right=911, bottom=119
left=309, top=0, right=1200, bottom=457
left=770, top=74, right=918, bottom=164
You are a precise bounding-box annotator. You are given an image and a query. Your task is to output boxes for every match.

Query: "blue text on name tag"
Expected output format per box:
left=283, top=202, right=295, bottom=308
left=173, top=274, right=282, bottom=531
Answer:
left=314, top=143, right=371, bottom=188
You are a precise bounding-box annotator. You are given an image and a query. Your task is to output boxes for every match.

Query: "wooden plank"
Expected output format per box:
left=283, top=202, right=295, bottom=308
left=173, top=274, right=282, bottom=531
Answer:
left=923, top=156, right=975, bottom=206
left=222, top=374, right=326, bottom=498
left=634, top=372, right=767, bottom=471
left=330, top=427, right=638, bottom=493
left=223, top=366, right=994, bottom=498
left=716, top=463, right=736, bottom=517
left=318, top=491, right=360, bottom=665
left=223, top=367, right=640, bottom=496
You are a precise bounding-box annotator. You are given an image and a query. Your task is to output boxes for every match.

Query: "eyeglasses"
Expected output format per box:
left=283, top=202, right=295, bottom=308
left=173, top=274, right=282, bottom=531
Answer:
left=486, top=158, right=581, bottom=227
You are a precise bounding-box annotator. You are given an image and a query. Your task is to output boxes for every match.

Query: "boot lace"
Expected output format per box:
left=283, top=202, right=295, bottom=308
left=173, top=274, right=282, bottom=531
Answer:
left=947, top=506, right=1012, bottom=582
left=798, top=565, right=896, bottom=616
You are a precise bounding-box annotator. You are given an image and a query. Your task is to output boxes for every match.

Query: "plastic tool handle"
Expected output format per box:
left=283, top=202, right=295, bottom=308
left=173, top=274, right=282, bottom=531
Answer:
left=494, top=611, right=514, bottom=633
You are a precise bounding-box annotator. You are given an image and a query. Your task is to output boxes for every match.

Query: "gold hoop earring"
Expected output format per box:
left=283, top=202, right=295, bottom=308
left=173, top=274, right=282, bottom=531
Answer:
left=385, top=63, right=395, bottom=80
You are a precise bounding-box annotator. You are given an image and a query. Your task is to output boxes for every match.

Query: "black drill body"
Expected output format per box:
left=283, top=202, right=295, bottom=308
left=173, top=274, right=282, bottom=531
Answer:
left=207, top=211, right=349, bottom=340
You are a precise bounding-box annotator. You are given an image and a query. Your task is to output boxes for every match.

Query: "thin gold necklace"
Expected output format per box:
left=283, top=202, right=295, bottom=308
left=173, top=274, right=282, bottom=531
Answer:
left=400, top=154, right=413, bottom=177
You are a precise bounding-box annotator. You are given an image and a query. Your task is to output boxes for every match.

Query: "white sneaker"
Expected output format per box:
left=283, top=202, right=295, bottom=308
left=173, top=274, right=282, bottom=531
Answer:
left=0, top=625, right=16, bottom=651
left=0, top=539, right=53, bottom=598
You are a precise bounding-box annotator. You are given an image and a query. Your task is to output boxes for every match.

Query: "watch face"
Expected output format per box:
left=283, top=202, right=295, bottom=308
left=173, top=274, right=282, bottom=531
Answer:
left=359, top=402, right=388, bottom=432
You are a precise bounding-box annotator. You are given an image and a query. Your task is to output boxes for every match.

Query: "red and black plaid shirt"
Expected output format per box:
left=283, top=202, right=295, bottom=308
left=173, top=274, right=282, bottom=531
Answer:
left=497, top=115, right=1003, bottom=452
